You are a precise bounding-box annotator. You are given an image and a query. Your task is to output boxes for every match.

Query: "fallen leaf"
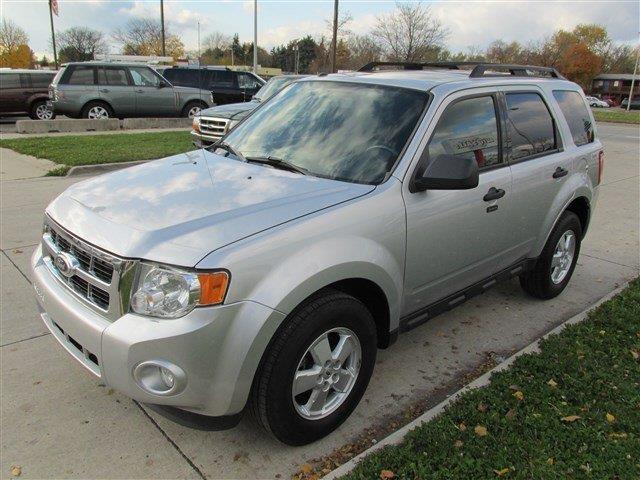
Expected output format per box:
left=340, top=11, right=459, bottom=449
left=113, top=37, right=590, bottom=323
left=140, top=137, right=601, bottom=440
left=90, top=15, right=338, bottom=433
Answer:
left=474, top=425, right=488, bottom=437
left=505, top=409, right=516, bottom=420
left=477, top=403, right=488, bottom=413
left=380, top=470, right=395, bottom=479
left=608, top=432, right=628, bottom=439
left=547, top=379, right=558, bottom=388
left=494, top=467, right=510, bottom=477
left=599, top=330, right=606, bottom=335
left=10, top=465, right=21, bottom=477
left=300, top=465, right=313, bottom=474
left=458, top=422, right=467, bottom=432
left=547, top=458, right=554, bottom=465
left=454, top=440, right=464, bottom=448
left=631, top=350, right=639, bottom=360
left=561, top=415, right=581, bottom=422
left=512, top=390, right=524, bottom=401
left=13, top=249, right=23, bottom=254
left=606, top=413, right=616, bottom=423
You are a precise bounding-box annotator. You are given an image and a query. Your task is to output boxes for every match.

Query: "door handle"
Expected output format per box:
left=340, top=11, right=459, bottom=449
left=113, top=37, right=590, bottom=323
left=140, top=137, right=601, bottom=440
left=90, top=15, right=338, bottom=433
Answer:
left=99, top=88, right=109, bottom=93
left=483, top=187, right=505, bottom=202
left=552, top=166, right=568, bottom=179
left=135, top=89, right=144, bottom=93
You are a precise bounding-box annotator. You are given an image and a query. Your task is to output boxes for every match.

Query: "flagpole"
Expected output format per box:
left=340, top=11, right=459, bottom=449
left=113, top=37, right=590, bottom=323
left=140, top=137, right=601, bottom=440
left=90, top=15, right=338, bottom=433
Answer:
left=48, top=0, right=58, bottom=68
left=160, top=0, right=166, bottom=56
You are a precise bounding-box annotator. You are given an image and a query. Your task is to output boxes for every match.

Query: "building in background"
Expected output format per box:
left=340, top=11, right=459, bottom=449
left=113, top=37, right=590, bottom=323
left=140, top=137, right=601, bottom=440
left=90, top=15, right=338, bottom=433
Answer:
left=591, top=73, right=640, bottom=105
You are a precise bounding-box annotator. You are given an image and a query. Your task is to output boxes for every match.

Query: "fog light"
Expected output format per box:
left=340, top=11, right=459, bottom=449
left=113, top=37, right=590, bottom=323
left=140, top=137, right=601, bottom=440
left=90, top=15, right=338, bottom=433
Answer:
left=133, top=360, right=186, bottom=396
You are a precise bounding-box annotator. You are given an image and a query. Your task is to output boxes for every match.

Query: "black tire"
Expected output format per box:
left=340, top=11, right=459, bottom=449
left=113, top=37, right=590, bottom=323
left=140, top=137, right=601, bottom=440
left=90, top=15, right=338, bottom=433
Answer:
left=182, top=100, right=207, bottom=118
left=520, top=211, right=582, bottom=299
left=250, top=289, right=377, bottom=446
left=81, top=101, right=113, bottom=119
left=29, top=99, right=55, bottom=120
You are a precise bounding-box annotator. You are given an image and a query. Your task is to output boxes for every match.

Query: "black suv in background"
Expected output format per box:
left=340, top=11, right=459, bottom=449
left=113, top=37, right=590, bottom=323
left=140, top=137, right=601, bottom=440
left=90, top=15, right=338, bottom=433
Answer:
left=161, top=67, right=265, bottom=105
left=0, top=69, right=56, bottom=119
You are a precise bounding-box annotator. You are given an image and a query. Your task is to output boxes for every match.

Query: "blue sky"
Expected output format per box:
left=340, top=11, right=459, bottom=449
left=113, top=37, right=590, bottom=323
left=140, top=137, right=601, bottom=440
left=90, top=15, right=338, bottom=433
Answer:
left=2, top=0, right=638, bottom=59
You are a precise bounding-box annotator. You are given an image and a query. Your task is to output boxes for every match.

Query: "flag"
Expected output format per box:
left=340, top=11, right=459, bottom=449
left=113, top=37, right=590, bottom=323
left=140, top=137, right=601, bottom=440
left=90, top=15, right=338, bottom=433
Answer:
left=50, top=0, right=59, bottom=16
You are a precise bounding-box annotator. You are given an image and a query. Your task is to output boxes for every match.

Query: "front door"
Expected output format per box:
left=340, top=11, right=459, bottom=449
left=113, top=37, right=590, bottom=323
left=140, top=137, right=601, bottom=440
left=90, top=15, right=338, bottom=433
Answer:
left=210, top=70, right=241, bottom=105
left=129, top=66, right=177, bottom=117
left=403, top=93, right=513, bottom=315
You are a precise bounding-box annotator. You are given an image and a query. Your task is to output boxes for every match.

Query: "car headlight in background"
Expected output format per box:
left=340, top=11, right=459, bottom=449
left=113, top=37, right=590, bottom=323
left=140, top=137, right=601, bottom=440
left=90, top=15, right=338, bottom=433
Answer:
left=130, top=263, right=229, bottom=319
left=192, top=115, right=201, bottom=133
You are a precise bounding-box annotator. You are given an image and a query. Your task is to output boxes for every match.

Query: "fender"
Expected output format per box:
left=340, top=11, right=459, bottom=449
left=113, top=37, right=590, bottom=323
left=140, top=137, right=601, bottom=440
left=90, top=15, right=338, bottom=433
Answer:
left=26, top=93, right=50, bottom=109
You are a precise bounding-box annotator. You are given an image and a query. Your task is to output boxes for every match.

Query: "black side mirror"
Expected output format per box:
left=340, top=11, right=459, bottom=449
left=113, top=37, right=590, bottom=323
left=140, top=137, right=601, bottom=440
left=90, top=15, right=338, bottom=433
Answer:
left=412, top=154, right=479, bottom=192
left=157, top=81, right=167, bottom=89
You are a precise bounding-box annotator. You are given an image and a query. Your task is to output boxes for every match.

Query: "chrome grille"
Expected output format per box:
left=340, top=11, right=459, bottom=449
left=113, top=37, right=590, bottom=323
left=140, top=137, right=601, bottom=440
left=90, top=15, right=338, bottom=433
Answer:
left=41, top=217, right=136, bottom=321
left=199, top=117, right=229, bottom=139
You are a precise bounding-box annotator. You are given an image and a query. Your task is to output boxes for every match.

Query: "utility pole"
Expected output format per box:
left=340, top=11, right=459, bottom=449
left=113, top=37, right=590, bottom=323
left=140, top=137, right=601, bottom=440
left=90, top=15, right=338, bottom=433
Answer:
left=330, top=0, right=338, bottom=73
left=253, top=0, right=258, bottom=73
left=160, top=0, right=166, bottom=56
left=48, top=0, right=58, bottom=68
left=627, top=43, right=639, bottom=112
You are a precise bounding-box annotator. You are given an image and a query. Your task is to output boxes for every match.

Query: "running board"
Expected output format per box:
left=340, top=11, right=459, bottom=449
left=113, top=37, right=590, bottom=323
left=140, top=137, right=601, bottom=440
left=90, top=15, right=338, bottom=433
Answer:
left=399, top=259, right=536, bottom=333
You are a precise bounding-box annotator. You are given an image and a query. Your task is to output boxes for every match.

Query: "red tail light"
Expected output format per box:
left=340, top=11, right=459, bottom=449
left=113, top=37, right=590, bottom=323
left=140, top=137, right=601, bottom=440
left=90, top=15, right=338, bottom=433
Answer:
left=597, top=150, right=604, bottom=185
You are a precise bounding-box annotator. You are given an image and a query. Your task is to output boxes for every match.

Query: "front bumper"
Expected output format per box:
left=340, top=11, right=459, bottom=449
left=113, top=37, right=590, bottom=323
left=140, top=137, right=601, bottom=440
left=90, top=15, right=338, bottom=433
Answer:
left=190, top=129, right=220, bottom=146
left=31, top=245, right=286, bottom=418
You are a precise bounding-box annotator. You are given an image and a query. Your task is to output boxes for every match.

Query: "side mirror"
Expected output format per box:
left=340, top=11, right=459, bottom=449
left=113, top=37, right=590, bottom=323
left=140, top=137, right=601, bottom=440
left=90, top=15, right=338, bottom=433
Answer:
left=157, top=81, right=167, bottom=89
left=412, top=154, right=479, bottom=192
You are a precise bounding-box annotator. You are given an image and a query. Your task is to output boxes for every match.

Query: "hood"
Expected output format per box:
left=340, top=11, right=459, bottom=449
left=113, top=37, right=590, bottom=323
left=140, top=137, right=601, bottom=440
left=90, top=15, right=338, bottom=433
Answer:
left=47, top=150, right=374, bottom=266
left=199, top=100, right=258, bottom=120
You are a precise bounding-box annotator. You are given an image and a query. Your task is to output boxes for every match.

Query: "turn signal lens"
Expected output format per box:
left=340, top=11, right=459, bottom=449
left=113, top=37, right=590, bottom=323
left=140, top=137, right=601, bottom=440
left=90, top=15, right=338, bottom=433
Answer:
left=192, top=116, right=201, bottom=133
left=198, top=271, right=230, bottom=306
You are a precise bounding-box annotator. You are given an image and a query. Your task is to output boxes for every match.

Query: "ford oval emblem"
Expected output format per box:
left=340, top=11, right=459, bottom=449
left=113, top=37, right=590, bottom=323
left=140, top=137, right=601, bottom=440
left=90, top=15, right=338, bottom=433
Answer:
left=54, top=252, right=79, bottom=278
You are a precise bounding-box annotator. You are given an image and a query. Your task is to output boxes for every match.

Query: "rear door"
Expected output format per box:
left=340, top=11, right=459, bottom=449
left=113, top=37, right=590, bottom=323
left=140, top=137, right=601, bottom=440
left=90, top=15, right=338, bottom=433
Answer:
left=129, top=66, right=177, bottom=117
left=0, top=73, right=24, bottom=113
left=98, top=66, right=136, bottom=116
left=210, top=70, right=240, bottom=104
left=403, top=90, right=514, bottom=314
left=497, top=87, right=572, bottom=267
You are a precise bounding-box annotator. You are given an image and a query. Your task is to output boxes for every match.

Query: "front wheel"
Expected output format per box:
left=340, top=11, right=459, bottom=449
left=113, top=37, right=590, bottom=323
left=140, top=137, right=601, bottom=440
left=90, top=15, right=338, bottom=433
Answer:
left=182, top=101, right=206, bottom=118
left=520, top=211, right=582, bottom=299
left=250, top=289, right=377, bottom=445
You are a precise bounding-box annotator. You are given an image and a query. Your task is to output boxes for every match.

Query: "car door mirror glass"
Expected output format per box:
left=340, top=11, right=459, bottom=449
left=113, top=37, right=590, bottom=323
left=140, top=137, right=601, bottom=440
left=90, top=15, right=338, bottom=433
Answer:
left=413, top=154, right=479, bottom=191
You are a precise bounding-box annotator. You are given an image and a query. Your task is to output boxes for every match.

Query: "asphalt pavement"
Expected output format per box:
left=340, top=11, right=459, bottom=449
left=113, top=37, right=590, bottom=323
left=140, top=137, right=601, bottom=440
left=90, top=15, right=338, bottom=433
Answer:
left=0, top=122, right=638, bottom=479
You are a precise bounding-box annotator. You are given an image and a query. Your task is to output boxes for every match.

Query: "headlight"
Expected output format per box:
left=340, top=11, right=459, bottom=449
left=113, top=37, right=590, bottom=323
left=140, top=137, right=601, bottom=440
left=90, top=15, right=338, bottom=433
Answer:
left=192, top=115, right=201, bottom=133
left=130, top=263, right=229, bottom=319
left=226, top=119, right=239, bottom=132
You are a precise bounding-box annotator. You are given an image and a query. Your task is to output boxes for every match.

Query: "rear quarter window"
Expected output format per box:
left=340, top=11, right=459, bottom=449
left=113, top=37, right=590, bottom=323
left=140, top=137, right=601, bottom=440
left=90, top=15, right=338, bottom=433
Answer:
left=31, top=74, right=55, bottom=88
left=64, top=66, right=96, bottom=85
left=552, top=90, right=594, bottom=146
left=505, top=92, right=557, bottom=161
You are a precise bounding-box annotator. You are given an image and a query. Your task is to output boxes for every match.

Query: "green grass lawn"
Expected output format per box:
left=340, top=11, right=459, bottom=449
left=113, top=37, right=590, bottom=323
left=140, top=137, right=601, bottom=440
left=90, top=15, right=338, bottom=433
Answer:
left=593, top=108, right=640, bottom=124
left=342, top=279, right=640, bottom=480
left=0, top=131, right=195, bottom=175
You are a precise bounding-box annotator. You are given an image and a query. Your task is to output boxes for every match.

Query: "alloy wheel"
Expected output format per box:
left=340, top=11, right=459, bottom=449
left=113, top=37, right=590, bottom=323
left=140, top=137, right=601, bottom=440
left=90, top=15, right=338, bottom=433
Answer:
left=88, top=106, right=109, bottom=119
left=551, top=230, right=576, bottom=284
left=292, top=327, right=361, bottom=420
left=188, top=106, right=202, bottom=118
left=36, top=104, right=53, bottom=120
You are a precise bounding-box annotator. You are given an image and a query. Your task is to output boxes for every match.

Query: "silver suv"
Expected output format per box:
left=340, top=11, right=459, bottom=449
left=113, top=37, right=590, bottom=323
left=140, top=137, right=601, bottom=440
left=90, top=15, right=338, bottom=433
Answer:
left=49, top=62, right=213, bottom=119
left=32, top=62, right=602, bottom=445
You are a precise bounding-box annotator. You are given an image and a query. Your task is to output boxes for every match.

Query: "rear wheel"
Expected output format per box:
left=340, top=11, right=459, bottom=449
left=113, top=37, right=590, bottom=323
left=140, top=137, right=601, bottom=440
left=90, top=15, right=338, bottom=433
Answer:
left=251, top=289, right=377, bottom=445
left=29, top=100, right=55, bottom=120
left=520, top=211, right=582, bottom=299
left=182, top=101, right=206, bottom=118
left=81, top=101, right=113, bottom=119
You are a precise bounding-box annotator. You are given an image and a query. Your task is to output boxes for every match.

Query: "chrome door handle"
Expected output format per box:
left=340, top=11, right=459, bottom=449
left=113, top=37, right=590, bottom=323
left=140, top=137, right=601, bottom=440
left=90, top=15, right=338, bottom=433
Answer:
left=99, top=88, right=109, bottom=93
left=553, top=167, right=568, bottom=179
left=483, top=187, right=505, bottom=202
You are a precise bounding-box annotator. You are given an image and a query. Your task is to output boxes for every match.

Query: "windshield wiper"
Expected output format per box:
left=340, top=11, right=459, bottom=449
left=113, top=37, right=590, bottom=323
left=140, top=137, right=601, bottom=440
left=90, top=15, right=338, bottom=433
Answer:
left=245, top=156, right=307, bottom=175
left=209, top=141, right=245, bottom=162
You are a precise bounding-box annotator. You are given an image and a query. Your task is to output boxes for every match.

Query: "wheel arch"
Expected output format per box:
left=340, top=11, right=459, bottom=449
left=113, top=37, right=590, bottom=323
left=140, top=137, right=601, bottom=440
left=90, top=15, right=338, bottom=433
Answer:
left=564, top=196, right=591, bottom=238
left=81, top=98, right=114, bottom=116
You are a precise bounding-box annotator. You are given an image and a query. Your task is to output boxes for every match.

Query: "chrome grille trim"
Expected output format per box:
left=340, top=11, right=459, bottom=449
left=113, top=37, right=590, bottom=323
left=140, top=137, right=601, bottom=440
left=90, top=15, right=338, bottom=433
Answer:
left=41, top=216, right=136, bottom=321
left=199, top=116, right=229, bottom=139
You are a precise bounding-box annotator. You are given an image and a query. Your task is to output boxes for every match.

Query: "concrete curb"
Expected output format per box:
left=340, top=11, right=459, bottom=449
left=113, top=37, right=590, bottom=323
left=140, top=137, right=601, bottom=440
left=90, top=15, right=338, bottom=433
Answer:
left=66, top=160, right=150, bottom=177
left=15, top=117, right=191, bottom=134
left=323, top=282, right=630, bottom=480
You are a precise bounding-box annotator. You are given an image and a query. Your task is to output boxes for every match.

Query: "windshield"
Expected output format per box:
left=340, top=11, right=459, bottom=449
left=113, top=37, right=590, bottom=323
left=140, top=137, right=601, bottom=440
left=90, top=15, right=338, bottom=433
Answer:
left=224, top=80, right=429, bottom=184
left=254, top=76, right=295, bottom=101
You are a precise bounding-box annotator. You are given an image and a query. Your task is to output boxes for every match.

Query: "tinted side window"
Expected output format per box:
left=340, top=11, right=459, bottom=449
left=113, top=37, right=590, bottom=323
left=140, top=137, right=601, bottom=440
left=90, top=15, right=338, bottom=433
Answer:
left=238, top=73, right=262, bottom=90
left=67, top=66, right=96, bottom=85
left=505, top=93, right=556, bottom=160
left=552, top=90, right=594, bottom=146
left=212, top=70, right=235, bottom=88
left=31, top=74, right=55, bottom=88
left=102, top=67, right=129, bottom=86
left=428, top=96, right=501, bottom=169
left=0, top=74, right=20, bottom=89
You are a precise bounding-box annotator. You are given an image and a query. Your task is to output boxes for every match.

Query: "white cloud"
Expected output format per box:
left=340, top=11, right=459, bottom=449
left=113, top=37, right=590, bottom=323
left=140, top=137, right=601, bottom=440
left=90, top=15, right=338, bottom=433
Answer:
left=119, top=1, right=205, bottom=28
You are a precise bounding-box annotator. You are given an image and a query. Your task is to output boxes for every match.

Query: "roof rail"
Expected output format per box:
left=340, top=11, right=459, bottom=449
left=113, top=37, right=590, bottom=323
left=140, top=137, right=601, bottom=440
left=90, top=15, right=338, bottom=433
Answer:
left=358, top=61, right=565, bottom=79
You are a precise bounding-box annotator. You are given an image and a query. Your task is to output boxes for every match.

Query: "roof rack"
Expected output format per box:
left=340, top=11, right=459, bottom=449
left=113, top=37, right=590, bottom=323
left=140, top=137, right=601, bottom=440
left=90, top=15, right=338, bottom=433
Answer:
left=358, top=61, right=565, bottom=79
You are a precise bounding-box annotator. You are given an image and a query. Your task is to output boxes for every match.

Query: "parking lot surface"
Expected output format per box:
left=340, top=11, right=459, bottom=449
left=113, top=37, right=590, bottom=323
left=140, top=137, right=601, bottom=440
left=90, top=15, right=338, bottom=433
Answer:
left=1, top=123, right=638, bottom=479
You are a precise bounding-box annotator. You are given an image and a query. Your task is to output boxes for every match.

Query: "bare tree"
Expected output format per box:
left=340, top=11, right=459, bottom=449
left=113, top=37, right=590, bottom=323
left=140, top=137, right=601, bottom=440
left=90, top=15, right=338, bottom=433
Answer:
left=324, top=10, right=353, bottom=37
left=372, top=3, right=448, bottom=62
left=345, top=34, right=383, bottom=69
left=0, top=19, right=29, bottom=54
left=202, top=31, right=231, bottom=52
left=113, top=18, right=184, bottom=58
left=57, top=27, right=107, bottom=62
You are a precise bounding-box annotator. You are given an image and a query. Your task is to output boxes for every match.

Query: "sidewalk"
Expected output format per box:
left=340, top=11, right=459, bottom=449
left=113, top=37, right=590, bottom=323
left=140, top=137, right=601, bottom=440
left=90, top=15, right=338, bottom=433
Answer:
left=0, top=148, right=56, bottom=180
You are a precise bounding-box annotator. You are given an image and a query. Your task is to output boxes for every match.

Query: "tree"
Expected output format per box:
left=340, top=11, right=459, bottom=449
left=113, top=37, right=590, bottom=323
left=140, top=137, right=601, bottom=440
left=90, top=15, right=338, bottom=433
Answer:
left=203, top=31, right=231, bottom=52
left=485, top=40, right=524, bottom=64
left=113, top=19, right=184, bottom=58
left=39, top=55, right=50, bottom=67
left=344, top=34, right=383, bottom=70
left=0, top=43, right=34, bottom=68
left=57, top=27, right=107, bottom=62
left=0, top=19, right=33, bottom=67
left=558, top=42, right=602, bottom=90
left=372, top=2, right=448, bottom=62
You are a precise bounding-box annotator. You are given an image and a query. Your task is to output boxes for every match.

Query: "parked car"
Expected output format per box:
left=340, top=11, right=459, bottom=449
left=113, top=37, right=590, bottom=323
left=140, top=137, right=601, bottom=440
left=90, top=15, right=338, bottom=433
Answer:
left=49, top=62, right=213, bottom=119
left=32, top=62, right=602, bottom=446
left=585, top=96, right=609, bottom=108
left=0, top=69, right=56, bottom=119
left=161, top=66, right=265, bottom=106
left=192, top=74, right=307, bottom=145
left=620, top=96, right=640, bottom=110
